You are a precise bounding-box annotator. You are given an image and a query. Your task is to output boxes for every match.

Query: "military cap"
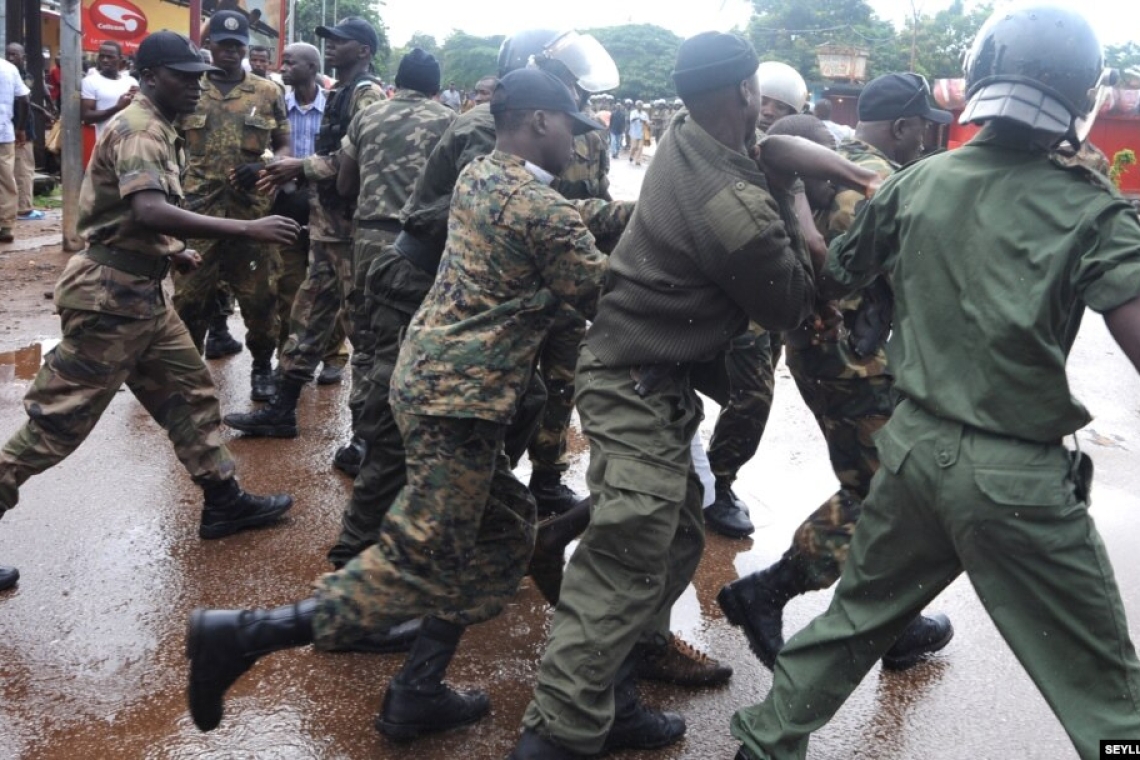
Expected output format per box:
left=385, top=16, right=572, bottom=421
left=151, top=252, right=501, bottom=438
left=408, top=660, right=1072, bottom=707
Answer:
left=316, top=17, right=380, bottom=54
left=672, top=32, right=760, bottom=98
left=136, top=31, right=220, bottom=73
left=859, top=73, right=952, bottom=124
left=207, top=11, right=250, bottom=45
left=491, top=68, right=603, bottom=135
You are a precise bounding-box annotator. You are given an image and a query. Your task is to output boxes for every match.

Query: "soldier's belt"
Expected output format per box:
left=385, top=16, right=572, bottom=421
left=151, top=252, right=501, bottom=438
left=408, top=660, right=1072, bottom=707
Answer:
left=393, top=231, right=442, bottom=275
left=357, top=218, right=402, bottom=234
left=86, top=243, right=170, bottom=280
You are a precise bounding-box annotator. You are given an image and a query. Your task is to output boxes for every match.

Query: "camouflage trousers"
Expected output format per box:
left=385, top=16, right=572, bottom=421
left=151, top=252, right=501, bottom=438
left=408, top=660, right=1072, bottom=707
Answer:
left=173, top=236, right=281, bottom=361
left=276, top=233, right=348, bottom=366
left=527, top=305, right=586, bottom=474
left=311, top=412, right=536, bottom=648
left=704, top=323, right=777, bottom=485
left=783, top=363, right=895, bottom=590
left=0, top=308, right=236, bottom=514
left=347, top=226, right=399, bottom=423
left=278, top=239, right=353, bottom=382
left=327, top=246, right=434, bottom=568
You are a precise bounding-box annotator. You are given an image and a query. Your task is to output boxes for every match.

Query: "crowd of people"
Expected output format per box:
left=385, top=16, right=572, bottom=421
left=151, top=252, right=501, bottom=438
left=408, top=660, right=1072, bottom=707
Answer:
left=1, top=4, right=1140, bottom=759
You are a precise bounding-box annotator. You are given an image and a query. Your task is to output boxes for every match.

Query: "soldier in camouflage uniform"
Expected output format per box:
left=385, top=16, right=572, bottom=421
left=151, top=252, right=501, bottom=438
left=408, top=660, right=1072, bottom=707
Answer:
left=718, top=75, right=956, bottom=673
left=0, top=32, right=300, bottom=584
left=323, top=48, right=455, bottom=563
left=222, top=17, right=384, bottom=439
left=172, top=12, right=291, bottom=403
left=186, top=68, right=631, bottom=742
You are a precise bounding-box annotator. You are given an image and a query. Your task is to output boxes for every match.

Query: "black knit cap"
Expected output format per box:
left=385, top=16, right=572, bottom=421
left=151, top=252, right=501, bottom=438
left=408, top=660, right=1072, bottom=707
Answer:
left=672, top=32, right=760, bottom=98
left=395, top=48, right=441, bottom=94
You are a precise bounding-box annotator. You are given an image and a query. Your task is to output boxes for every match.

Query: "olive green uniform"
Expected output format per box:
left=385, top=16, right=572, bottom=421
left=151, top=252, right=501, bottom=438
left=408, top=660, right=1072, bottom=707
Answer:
left=173, top=74, right=289, bottom=360
left=522, top=113, right=815, bottom=755
left=732, top=124, right=1140, bottom=760
left=309, top=152, right=629, bottom=644
left=0, top=95, right=237, bottom=515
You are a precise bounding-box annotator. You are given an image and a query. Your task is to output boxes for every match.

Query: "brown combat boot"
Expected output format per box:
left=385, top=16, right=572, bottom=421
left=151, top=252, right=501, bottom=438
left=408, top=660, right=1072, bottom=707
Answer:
left=635, top=633, right=732, bottom=687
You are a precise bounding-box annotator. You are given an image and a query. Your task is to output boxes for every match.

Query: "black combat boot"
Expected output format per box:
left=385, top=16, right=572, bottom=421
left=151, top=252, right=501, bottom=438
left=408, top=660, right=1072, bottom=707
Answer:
left=223, top=376, right=302, bottom=438
left=603, top=649, right=687, bottom=752
left=374, top=616, right=490, bottom=740
left=528, top=469, right=580, bottom=517
left=317, top=361, right=344, bottom=385
left=717, top=557, right=808, bottom=669
left=249, top=358, right=276, bottom=402
left=332, top=436, right=367, bottom=477
left=508, top=729, right=585, bottom=759
left=881, top=613, right=954, bottom=670
left=198, top=479, right=293, bottom=539
left=526, top=496, right=591, bottom=605
left=187, top=597, right=316, bottom=731
left=204, top=314, right=242, bottom=359
left=0, top=565, right=18, bottom=591
left=704, top=479, right=755, bottom=538
left=324, top=618, right=421, bottom=654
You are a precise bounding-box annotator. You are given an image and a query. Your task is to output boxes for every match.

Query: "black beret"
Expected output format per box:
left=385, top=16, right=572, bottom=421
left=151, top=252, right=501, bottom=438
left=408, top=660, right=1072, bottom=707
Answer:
left=672, top=32, right=760, bottom=99
left=396, top=48, right=441, bottom=95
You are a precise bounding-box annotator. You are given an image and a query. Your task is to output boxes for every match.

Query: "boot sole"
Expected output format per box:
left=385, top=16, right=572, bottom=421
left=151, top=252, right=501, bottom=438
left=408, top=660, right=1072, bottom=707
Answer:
left=375, top=704, right=489, bottom=741
left=717, top=585, right=779, bottom=669
left=199, top=499, right=294, bottom=540
left=223, top=421, right=298, bottom=438
left=881, top=623, right=954, bottom=671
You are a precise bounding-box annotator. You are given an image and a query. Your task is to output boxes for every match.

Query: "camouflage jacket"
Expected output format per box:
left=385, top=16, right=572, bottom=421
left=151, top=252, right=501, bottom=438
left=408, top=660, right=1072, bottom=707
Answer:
left=390, top=151, right=633, bottom=423
left=342, top=88, right=456, bottom=223
left=59, top=94, right=184, bottom=319
left=402, top=104, right=614, bottom=259
left=304, top=74, right=384, bottom=241
left=180, top=72, right=289, bottom=219
left=786, top=137, right=897, bottom=380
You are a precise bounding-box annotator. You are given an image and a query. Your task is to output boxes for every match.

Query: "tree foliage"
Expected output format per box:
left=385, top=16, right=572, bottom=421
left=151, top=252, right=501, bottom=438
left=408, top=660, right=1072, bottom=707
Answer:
left=892, top=1, right=993, bottom=79
left=383, top=31, right=500, bottom=90
left=587, top=25, right=683, bottom=100
left=292, top=0, right=391, bottom=70
left=1107, top=42, right=1140, bottom=72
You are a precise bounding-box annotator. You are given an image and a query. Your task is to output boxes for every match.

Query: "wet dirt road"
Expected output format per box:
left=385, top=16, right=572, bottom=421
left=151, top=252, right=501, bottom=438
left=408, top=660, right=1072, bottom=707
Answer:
left=2, top=159, right=1140, bottom=760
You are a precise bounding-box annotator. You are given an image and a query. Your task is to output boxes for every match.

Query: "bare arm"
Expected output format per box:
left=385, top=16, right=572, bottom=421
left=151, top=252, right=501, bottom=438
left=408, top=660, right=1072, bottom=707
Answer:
left=759, top=135, right=880, bottom=195
left=128, top=190, right=300, bottom=245
left=13, top=96, right=28, bottom=143
left=1105, top=295, right=1140, bottom=373
left=336, top=151, right=360, bottom=199
left=81, top=90, right=135, bottom=125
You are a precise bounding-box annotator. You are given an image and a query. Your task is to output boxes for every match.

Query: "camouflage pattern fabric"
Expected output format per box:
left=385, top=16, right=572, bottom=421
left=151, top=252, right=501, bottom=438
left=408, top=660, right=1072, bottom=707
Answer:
left=61, top=95, right=186, bottom=320
left=175, top=74, right=289, bottom=358
left=779, top=137, right=899, bottom=590
left=277, top=239, right=353, bottom=381
left=529, top=127, right=612, bottom=475
left=704, top=321, right=777, bottom=484
left=311, top=413, right=535, bottom=647
left=304, top=77, right=384, bottom=242
left=179, top=73, right=289, bottom=220
left=341, top=88, right=455, bottom=416
left=0, top=303, right=237, bottom=514
left=173, top=237, right=282, bottom=358
left=276, top=232, right=347, bottom=363
left=389, top=151, right=629, bottom=424
left=327, top=246, right=434, bottom=568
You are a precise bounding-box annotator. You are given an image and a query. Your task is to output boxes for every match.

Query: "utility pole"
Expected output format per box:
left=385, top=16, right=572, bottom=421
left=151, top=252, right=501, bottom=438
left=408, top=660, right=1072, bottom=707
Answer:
left=909, top=0, right=920, bottom=72
left=59, top=0, right=83, bottom=251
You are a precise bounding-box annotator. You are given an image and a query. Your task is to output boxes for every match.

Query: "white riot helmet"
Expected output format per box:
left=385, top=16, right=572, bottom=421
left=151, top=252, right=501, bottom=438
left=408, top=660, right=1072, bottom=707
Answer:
left=756, top=61, right=809, bottom=112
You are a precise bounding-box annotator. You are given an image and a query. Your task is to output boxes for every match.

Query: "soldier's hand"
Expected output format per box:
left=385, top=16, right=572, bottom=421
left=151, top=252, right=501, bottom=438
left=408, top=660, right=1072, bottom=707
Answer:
left=170, top=249, right=202, bottom=273
left=230, top=162, right=265, bottom=191
left=256, top=157, right=304, bottom=194
left=245, top=216, right=301, bottom=245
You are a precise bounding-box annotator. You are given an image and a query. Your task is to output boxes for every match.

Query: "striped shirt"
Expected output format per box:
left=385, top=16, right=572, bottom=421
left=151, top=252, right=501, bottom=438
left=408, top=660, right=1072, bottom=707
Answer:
left=285, top=87, right=326, bottom=159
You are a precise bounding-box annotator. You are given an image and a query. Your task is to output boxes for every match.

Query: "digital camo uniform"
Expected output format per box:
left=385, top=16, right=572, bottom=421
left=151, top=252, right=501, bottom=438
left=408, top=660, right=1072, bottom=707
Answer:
left=310, top=151, right=631, bottom=644
left=173, top=74, right=289, bottom=357
left=325, top=89, right=456, bottom=566
left=327, top=104, right=612, bottom=564
left=278, top=73, right=384, bottom=383
left=0, top=94, right=236, bottom=514
left=778, top=136, right=899, bottom=589
left=341, top=88, right=456, bottom=426
left=529, top=127, right=613, bottom=492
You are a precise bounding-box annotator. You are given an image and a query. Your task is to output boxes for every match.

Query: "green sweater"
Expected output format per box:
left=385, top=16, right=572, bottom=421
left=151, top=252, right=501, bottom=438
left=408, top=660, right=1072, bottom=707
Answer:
left=586, top=110, right=815, bottom=366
